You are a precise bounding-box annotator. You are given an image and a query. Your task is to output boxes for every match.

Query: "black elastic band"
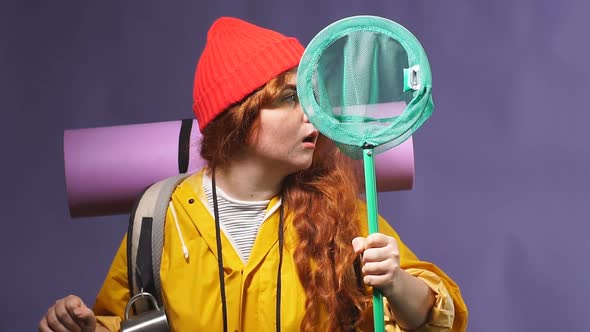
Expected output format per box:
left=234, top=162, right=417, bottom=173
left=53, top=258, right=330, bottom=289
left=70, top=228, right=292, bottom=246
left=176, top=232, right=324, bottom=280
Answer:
left=276, top=203, right=284, bottom=332
left=211, top=169, right=228, bottom=332
left=178, top=119, right=193, bottom=174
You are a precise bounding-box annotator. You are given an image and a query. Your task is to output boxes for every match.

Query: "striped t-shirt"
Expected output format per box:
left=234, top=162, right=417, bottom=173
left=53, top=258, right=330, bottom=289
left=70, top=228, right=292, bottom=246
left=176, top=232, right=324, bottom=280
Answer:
left=202, top=173, right=271, bottom=263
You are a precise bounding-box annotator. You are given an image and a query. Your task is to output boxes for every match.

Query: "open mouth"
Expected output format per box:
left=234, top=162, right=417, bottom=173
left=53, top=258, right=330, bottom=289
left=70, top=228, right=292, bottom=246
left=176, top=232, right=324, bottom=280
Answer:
left=303, top=131, right=319, bottom=144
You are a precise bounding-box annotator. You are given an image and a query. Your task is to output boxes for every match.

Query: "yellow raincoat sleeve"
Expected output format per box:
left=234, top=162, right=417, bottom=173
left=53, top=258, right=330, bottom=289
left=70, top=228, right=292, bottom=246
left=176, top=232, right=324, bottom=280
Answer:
left=357, top=203, right=468, bottom=332
left=92, top=234, right=130, bottom=332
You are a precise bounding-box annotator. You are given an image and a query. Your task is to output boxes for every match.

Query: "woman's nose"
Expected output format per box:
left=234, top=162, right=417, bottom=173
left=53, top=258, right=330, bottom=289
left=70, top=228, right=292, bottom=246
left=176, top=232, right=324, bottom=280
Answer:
left=301, top=106, right=311, bottom=123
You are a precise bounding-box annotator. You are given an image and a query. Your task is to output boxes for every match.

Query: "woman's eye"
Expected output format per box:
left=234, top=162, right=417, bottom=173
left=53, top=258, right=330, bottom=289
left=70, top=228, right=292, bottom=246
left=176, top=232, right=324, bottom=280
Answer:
left=282, top=93, right=298, bottom=103
left=270, top=91, right=299, bottom=109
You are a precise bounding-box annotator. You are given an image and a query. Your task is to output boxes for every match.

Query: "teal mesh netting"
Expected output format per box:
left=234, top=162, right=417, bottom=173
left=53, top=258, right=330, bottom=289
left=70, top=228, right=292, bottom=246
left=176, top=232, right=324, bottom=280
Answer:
left=297, top=15, right=433, bottom=159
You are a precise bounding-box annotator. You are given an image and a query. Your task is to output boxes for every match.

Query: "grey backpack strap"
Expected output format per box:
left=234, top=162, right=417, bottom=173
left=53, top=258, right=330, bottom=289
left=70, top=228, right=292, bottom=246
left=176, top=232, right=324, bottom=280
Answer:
left=127, top=173, right=191, bottom=311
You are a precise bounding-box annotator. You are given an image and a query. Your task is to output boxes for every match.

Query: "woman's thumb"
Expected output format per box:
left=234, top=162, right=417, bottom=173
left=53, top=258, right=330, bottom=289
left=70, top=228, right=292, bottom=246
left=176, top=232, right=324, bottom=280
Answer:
left=74, top=306, right=97, bottom=332
left=352, top=237, right=365, bottom=254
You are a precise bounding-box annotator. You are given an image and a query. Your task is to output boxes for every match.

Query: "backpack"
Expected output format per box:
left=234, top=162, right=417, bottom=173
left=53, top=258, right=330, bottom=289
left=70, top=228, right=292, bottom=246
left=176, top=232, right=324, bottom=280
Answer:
left=126, top=173, right=191, bottom=312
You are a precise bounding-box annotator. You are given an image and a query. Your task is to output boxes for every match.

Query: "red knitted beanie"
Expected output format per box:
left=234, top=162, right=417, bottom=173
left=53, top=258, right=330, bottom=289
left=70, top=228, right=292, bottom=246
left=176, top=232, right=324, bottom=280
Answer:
left=192, top=17, right=305, bottom=132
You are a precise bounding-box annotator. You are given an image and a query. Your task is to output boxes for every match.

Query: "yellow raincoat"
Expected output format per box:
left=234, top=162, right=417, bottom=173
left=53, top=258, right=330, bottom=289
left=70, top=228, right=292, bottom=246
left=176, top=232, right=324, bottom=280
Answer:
left=93, top=170, right=467, bottom=331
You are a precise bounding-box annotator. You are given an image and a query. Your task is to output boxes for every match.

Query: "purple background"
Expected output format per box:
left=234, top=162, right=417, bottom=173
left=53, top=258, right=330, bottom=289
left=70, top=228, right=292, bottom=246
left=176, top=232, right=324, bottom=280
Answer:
left=2, top=1, right=589, bottom=331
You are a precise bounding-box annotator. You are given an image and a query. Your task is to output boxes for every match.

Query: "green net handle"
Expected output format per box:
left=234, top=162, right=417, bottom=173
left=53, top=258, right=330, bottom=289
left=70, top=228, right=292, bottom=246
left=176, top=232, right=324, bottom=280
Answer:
left=363, top=147, right=384, bottom=332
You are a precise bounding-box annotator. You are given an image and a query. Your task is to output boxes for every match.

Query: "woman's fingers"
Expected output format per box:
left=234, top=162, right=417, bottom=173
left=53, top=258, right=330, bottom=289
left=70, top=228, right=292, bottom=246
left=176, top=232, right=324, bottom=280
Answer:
left=363, top=273, right=396, bottom=287
left=38, top=295, right=95, bottom=332
left=73, top=306, right=97, bottom=332
left=362, top=260, right=396, bottom=276
left=361, top=246, right=397, bottom=263
left=45, top=305, right=69, bottom=332
left=55, top=297, right=82, bottom=332
left=38, top=316, right=50, bottom=332
left=353, top=233, right=401, bottom=296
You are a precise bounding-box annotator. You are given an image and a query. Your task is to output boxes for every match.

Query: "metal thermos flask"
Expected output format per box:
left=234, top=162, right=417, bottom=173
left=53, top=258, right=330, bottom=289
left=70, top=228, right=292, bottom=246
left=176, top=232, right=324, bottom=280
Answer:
left=121, top=292, right=170, bottom=332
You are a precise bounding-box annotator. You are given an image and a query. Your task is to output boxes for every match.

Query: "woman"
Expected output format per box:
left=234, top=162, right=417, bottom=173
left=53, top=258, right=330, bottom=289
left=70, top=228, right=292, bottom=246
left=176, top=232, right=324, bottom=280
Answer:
left=39, top=17, right=467, bottom=332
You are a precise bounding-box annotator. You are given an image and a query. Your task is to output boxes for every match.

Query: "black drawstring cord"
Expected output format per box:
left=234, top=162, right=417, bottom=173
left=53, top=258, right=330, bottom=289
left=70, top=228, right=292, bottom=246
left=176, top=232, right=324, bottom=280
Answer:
left=211, top=168, right=284, bottom=332
left=211, top=169, right=228, bottom=332
left=276, top=202, right=284, bottom=332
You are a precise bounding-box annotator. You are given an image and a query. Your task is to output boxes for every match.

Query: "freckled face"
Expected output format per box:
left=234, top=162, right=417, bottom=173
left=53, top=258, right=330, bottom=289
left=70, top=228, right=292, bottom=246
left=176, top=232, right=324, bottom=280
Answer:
left=246, top=76, right=319, bottom=176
